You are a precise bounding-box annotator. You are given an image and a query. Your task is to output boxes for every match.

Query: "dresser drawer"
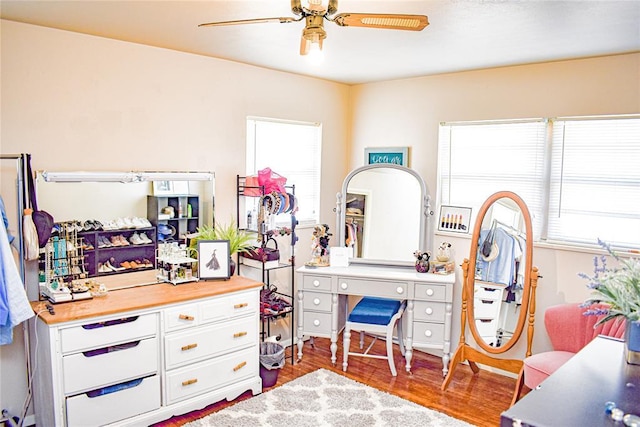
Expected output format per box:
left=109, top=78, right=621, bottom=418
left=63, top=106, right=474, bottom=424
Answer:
left=413, top=322, right=445, bottom=345
left=66, top=374, right=160, bottom=427
left=63, top=336, right=158, bottom=395
left=303, top=291, right=332, bottom=312
left=475, top=318, right=499, bottom=337
left=474, top=298, right=501, bottom=320
left=199, top=290, right=258, bottom=324
left=164, top=303, right=200, bottom=332
left=337, top=277, right=407, bottom=298
left=60, top=313, right=157, bottom=354
left=165, top=316, right=257, bottom=370
left=165, top=346, right=257, bottom=404
left=474, top=284, right=504, bottom=300
left=414, top=283, right=446, bottom=301
left=302, top=274, right=332, bottom=291
left=413, top=301, right=446, bottom=322
left=303, top=311, right=332, bottom=336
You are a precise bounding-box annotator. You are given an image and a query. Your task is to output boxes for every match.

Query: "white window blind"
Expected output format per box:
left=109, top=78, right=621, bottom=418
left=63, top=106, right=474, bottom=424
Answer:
left=246, top=117, right=322, bottom=225
left=438, top=120, right=547, bottom=236
left=547, top=116, right=640, bottom=247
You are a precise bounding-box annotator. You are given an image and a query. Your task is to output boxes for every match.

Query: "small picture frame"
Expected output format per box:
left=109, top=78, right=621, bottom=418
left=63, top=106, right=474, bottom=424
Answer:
left=197, top=240, right=230, bottom=280
left=153, top=180, right=174, bottom=196
left=365, top=147, right=409, bottom=167
left=438, top=205, right=472, bottom=233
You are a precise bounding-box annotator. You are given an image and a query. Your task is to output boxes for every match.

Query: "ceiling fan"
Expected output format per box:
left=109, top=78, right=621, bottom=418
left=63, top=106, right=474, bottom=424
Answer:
left=198, top=0, right=429, bottom=56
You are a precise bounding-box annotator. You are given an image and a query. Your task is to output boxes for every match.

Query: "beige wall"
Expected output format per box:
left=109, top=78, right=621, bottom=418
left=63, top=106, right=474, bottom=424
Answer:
left=1, top=18, right=638, bottom=420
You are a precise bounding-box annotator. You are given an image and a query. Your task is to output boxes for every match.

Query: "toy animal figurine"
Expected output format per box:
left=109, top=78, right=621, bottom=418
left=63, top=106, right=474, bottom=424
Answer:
left=413, top=250, right=431, bottom=273
left=437, top=242, right=452, bottom=262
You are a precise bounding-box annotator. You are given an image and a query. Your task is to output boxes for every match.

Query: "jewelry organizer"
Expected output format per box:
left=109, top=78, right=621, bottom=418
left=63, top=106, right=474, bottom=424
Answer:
left=41, top=222, right=92, bottom=302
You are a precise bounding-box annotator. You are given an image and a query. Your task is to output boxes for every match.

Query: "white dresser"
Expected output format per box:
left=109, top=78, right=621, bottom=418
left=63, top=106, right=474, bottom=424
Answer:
left=296, top=265, right=455, bottom=375
left=30, top=274, right=262, bottom=427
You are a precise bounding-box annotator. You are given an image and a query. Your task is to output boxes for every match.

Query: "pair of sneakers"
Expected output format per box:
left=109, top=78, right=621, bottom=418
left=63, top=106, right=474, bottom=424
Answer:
left=130, top=232, right=153, bottom=245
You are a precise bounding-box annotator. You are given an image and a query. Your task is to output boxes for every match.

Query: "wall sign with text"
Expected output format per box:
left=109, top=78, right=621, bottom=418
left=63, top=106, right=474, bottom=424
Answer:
left=364, top=147, right=409, bottom=167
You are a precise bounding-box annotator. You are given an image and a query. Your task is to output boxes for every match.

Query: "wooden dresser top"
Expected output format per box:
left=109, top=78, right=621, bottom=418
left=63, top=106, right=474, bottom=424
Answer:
left=30, top=271, right=263, bottom=325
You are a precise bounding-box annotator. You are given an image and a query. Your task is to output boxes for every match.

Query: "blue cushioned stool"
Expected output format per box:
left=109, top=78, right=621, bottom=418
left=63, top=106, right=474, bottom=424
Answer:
left=342, top=296, right=406, bottom=376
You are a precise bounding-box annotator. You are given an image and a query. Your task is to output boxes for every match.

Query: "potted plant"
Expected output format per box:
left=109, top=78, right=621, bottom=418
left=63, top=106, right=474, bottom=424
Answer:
left=580, top=239, right=640, bottom=364
left=190, top=221, right=255, bottom=276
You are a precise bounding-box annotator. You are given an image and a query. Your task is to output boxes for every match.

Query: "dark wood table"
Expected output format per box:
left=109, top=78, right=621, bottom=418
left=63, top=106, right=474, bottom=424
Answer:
left=501, top=336, right=640, bottom=426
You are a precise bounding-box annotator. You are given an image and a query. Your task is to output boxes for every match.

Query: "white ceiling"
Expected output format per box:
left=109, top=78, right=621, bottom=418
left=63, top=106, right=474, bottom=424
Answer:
left=1, top=0, right=639, bottom=85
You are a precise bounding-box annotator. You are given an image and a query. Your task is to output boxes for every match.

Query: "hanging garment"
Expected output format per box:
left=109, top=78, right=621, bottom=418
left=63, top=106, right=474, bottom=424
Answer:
left=0, top=217, right=34, bottom=345
left=0, top=196, right=15, bottom=246
left=476, top=227, right=520, bottom=286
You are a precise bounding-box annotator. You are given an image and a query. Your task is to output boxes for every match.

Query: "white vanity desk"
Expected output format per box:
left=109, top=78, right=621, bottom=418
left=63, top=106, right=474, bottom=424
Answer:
left=296, top=264, right=455, bottom=375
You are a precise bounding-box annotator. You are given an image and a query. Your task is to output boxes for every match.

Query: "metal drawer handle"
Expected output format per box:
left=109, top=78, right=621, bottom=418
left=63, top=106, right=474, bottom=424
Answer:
left=424, top=330, right=433, bottom=337
left=396, top=286, right=404, bottom=294
left=233, top=361, right=247, bottom=372
left=313, top=298, right=321, bottom=305
left=426, top=288, right=434, bottom=296
left=234, top=303, right=248, bottom=309
left=340, top=282, right=348, bottom=290
left=182, top=378, right=198, bottom=386
left=313, top=280, right=320, bottom=287
left=425, top=307, right=433, bottom=315
left=179, top=314, right=195, bottom=321
left=181, top=343, right=198, bottom=351
left=313, top=319, right=321, bottom=326
left=234, top=331, right=248, bottom=338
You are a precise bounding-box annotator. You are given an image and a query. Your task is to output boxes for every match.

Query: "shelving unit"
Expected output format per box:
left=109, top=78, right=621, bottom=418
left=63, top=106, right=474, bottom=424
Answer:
left=147, top=195, right=201, bottom=241
left=236, top=175, right=296, bottom=364
left=78, top=227, right=157, bottom=277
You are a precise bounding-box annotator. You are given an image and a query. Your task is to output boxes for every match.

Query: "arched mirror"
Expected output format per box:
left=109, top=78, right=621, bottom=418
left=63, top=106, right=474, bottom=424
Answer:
left=336, top=164, right=431, bottom=266
left=442, top=191, right=539, bottom=391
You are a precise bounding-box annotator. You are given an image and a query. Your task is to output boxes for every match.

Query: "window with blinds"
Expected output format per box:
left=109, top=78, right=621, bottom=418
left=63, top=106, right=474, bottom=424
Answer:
left=246, top=117, right=322, bottom=225
left=438, top=119, right=547, bottom=238
left=438, top=115, right=640, bottom=250
left=547, top=116, right=640, bottom=247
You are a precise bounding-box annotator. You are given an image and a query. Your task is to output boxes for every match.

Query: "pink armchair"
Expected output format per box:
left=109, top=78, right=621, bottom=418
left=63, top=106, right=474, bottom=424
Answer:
left=511, top=303, right=626, bottom=405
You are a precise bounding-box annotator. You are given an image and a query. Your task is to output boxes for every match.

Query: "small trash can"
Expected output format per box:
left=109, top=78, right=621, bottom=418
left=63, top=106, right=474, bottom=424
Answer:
left=259, top=342, right=285, bottom=388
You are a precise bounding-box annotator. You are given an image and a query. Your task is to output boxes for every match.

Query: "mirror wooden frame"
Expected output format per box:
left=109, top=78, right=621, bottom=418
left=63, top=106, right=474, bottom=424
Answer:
left=442, top=191, right=539, bottom=391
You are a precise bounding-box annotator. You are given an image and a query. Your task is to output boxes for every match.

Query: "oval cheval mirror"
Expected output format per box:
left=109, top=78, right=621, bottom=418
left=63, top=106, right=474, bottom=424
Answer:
left=442, top=191, right=539, bottom=395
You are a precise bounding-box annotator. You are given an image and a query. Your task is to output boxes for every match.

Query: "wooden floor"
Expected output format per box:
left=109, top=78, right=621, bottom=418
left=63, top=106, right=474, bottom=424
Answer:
left=153, top=337, right=518, bottom=426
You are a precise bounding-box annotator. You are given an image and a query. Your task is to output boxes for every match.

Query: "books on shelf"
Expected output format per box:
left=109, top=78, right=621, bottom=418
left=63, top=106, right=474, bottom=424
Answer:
left=239, top=256, right=279, bottom=270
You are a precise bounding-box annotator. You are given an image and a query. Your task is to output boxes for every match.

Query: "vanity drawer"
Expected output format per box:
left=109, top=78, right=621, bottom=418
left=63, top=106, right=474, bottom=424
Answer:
left=66, top=374, right=160, bottom=427
left=63, top=336, right=158, bottom=395
left=303, top=311, right=332, bottom=336
left=302, top=274, right=332, bottom=291
left=337, top=277, right=407, bottom=299
left=165, top=316, right=257, bottom=370
left=60, top=313, right=157, bottom=354
left=303, top=291, right=332, bottom=312
left=413, top=301, right=446, bottom=322
left=165, top=346, right=257, bottom=404
left=413, top=322, right=445, bottom=345
left=474, top=284, right=504, bottom=300
left=414, top=284, right=446, bottom=301
left=474, top=298, right=501, bottom=319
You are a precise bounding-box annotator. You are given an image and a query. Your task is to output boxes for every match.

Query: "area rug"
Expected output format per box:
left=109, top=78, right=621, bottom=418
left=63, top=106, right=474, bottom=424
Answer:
left=185, top=369, right=472, bottom=427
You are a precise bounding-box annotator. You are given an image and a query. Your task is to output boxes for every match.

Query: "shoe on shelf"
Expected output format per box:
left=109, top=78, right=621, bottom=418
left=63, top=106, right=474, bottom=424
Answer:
left=117, top=235, right=130, bottom=246
left=120, top=261, right=132, bottom=269
left=106, top=258, right=125, bottom=271
left=142, top=258, right=153, bottom=268
left=138, top=232, right=153, bottom=244
left=110, top=236, right=122, bottom=247
left=129, top=233, right=144, bottom=245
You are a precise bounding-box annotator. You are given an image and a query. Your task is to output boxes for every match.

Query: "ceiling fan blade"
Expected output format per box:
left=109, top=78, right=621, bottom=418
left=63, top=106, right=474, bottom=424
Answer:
left=332, top=13, right=429, bottom=31
left=198, top=16, right=300, bottom=28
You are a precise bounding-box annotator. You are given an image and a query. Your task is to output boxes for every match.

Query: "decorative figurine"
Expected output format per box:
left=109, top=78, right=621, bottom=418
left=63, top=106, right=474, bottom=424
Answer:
left=413, top=250, right=431, bottom=273
left=437, top=241, right=452, bottom=262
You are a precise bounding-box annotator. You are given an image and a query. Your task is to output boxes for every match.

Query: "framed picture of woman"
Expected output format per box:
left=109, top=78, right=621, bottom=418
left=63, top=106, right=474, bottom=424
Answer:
left=197, top=240, right=230, bottom=280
